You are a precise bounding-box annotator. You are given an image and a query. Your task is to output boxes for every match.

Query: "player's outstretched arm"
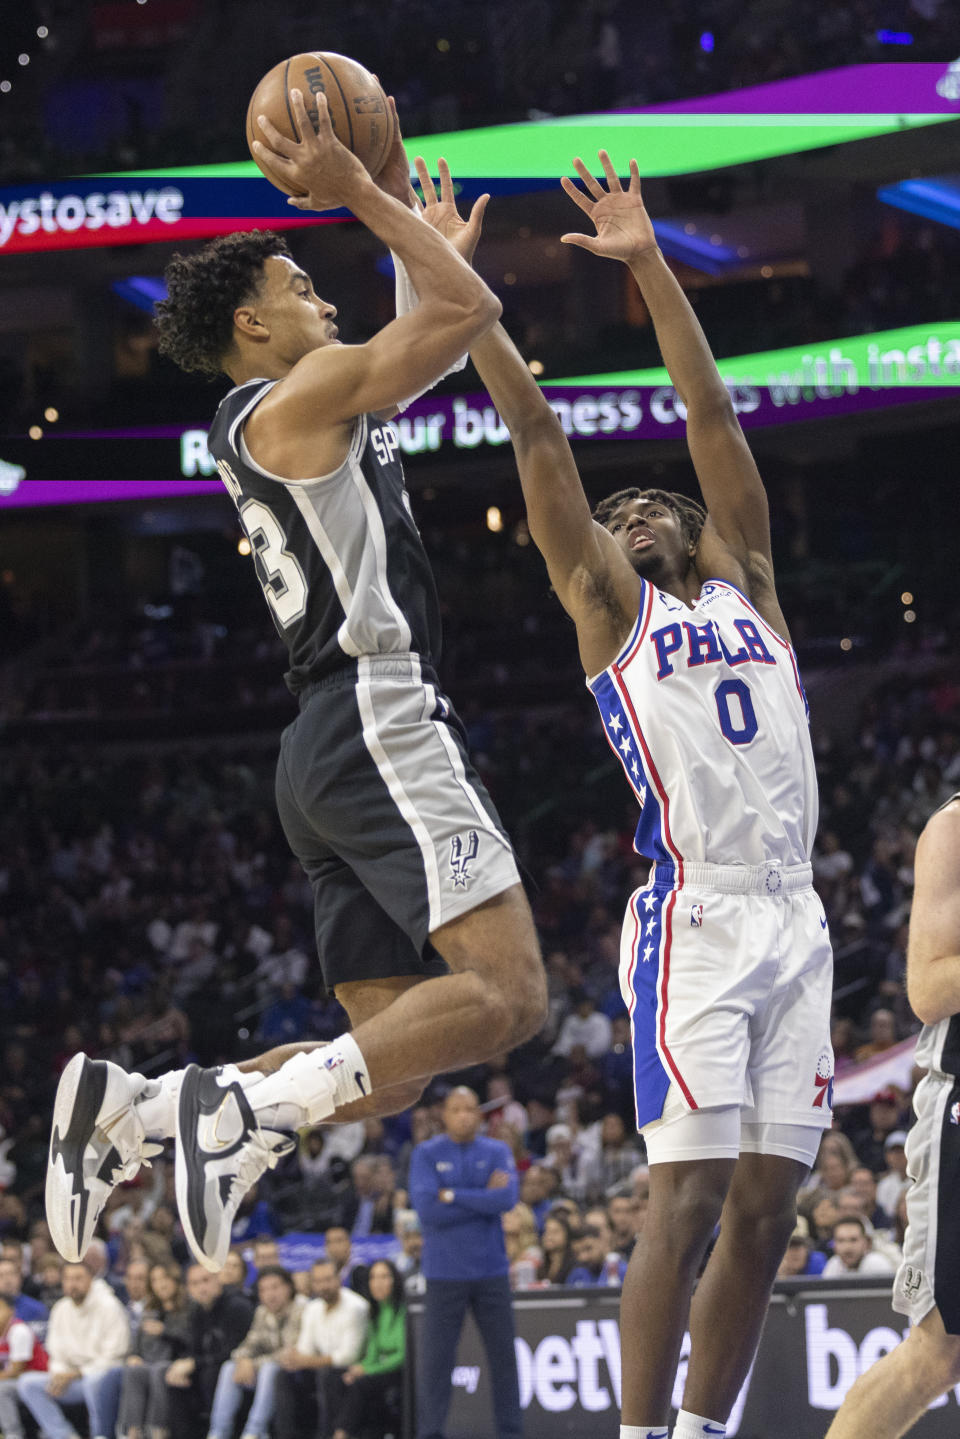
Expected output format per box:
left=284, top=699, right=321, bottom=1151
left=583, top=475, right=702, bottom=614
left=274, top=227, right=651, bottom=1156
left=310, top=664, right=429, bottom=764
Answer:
left=413, top=158, right=637, bottom=652
left=562, top=152, right=788, bottom=638
left=251, top=90, right=500, bottom=420
left=907, top=798, right=960, bottom=1026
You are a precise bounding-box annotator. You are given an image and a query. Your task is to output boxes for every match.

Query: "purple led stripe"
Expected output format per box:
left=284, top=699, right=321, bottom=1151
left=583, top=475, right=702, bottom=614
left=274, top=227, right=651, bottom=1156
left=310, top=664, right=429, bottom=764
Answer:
left=0, top=480, right=222, bottom=508
left=634, top=63, right=959, bottom=114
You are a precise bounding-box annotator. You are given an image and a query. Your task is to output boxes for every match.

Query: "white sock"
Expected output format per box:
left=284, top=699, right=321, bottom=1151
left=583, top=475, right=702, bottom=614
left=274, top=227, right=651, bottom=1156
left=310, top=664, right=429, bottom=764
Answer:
left=674, top=1410, right=725, bottom=1439
left=620, top=1427, right=670, bottom=1438
left=247, top=1039, right=369, bottom=1128
left=135, top=1064, right=263, bottom=1138
left=134, top=1069, right=186, bottom=1138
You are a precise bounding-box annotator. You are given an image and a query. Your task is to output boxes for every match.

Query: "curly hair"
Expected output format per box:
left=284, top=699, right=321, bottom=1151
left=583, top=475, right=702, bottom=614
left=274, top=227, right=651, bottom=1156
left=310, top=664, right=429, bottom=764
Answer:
left=592, top=486, right=706, bottom=549
left=154, top=230, right=293, bottom=378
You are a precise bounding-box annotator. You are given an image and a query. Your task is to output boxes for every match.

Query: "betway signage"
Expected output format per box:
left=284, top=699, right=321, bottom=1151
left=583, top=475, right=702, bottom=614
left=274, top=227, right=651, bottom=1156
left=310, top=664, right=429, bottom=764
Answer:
left=407, top=1282, right=960, bottom=1438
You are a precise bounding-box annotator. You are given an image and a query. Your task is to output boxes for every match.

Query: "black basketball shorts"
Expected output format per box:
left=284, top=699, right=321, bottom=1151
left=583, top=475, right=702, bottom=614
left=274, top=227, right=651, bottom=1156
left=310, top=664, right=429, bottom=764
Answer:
left=275, top=653, right=521, bottom=991
left=892, top=1069, right=960, bottom=1334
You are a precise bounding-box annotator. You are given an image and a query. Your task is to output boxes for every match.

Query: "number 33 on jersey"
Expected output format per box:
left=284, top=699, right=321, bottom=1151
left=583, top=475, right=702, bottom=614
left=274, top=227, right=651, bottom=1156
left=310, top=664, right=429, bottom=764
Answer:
left=588, top=578, right=818, bottom=872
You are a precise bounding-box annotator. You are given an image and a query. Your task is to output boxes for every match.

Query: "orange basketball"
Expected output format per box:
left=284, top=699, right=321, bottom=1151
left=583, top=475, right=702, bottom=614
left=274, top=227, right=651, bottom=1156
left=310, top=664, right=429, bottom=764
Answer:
left=246, top=52, right=394, bottom=197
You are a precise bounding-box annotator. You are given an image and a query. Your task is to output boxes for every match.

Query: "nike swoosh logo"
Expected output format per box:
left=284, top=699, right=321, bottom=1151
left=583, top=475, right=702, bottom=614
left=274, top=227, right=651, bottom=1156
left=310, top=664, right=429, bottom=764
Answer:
left=212, top=1096, right=237, bottom=1149
left=820, top=917, right=828, bottom=929
left=354, top=1071, right=367, bottom=1098
left=704, top=1427, right=726, bottom=1435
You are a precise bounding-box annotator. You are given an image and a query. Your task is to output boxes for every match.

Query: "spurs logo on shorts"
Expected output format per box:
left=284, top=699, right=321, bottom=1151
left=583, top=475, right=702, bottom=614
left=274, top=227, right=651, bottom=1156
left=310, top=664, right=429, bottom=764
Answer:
left=901, top=1265, right=924, bottom=1296
left=812, top=1050, right=834, bottom=1109
left=449, top=831, right=480, bottom=888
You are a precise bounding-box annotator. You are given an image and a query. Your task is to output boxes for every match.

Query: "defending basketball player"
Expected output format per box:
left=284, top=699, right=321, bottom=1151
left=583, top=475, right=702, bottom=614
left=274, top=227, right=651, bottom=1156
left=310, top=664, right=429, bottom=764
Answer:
left=413, top=154, right=833, bottom=1439
left=46, top=91, right=546, bottom=1276
left=825, top=795, right=960, bottom=1439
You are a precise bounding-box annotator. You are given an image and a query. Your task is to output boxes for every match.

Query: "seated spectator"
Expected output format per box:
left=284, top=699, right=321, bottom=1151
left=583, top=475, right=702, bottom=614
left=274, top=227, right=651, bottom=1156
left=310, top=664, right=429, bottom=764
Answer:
left=17, top=1261, right=128, bottom=1439
left=607, top=1194, right=642, bottom=1261
left=567, top=1225, right=626, bottom=1287
left=250, top=1240, right=280, bottom=1277
left=854, top=1007, right=899, bottom=1063
left=799, top=1129, right=858, bottom=1200
left=592, top=1113, right=642, bottom=1195
left=118, top=1263, right=191, bottom=1439
left=776, top=1218, right=827, bottom=1278
left=207, top=1266, right=306, bottom=1439
left=122, top=1259, right=151, bottom=1339
left=876, top=1130, right=910, bottom=1220
left=502, top=1204, right=543, bottom=1291
left=341, top=1157, right=396, bottom=1237
left=847, top=1165, right=894, bottom=1230
left=329, top=1260, right=405, bottom=1439
left=0, top=1256, right=49, bottom=1331
left=820, top=1217, right=897, bottom=1278
left=543, top=1125, right=591, bottom=1203
left=552, top=989, right=613, bottom=1062
left=849, top=1088, right=908, bottom=1173
left=808, top=1195, right=843, bottom=1253
left=220, top=1252, right=251, bottom=1297
left=539, top=1212, right=576, bottom=1286
left=164, top=1267, right=254, bottom=1439
left=35, top=1258, right=63, bottom=1312
left=519, top=1165, right=561, bottom=1233
left=393, top=1212, right=425, bottom=1295
left=322, top=1227, right=367, bottom=1294
left=271, top=1259, right=369, bottom=1439
left=0, top=1289, right=48, bottom=1439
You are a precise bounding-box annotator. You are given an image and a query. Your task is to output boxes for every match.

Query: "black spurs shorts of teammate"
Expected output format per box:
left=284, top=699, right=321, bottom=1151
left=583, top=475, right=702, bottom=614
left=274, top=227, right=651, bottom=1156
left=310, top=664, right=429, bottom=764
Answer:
left=892, top=1069, right=960, bottom=1334
left=275, top=652, right=521, bottom=990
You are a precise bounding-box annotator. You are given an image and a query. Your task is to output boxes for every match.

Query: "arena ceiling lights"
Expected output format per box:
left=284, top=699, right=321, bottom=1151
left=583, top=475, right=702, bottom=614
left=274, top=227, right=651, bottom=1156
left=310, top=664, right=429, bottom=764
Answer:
left=0, top=63, right=956, bottom=255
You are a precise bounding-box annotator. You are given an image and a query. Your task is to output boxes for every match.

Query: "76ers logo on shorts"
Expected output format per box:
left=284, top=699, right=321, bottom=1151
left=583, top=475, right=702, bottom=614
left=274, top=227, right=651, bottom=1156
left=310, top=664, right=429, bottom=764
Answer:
left=812, top=1050, right=834, bottom=1110
left=449, top=831, right=479, bottom=888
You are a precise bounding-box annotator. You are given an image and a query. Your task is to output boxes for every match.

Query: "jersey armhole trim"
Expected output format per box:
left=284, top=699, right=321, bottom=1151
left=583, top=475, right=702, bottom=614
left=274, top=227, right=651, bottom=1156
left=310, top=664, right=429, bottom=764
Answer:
left=583, top=578, right=651, bottom=688
left=237, top=413, right=368, bottom=489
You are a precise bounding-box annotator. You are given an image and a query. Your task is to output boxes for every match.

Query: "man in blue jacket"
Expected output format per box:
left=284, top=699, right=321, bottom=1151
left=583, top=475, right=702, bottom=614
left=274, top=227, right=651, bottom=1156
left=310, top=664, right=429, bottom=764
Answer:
left=410, top=1086, right=521, bottom=1439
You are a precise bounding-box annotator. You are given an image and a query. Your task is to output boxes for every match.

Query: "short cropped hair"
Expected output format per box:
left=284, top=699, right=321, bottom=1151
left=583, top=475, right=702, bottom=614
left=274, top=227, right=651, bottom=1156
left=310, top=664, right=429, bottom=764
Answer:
left=592, top=486, right=706, bottom=550
left=154, top=230, right=293, bottom=377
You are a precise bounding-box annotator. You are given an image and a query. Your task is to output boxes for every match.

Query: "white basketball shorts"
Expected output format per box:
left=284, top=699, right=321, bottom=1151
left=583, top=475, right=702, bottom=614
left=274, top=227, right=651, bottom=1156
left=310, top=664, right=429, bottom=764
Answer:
left=620, top=859, right=834, bottom=1155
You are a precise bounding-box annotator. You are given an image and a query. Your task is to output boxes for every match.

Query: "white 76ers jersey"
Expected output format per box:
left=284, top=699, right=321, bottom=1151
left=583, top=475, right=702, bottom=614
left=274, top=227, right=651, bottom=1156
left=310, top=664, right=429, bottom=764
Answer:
left=588, top=578, right=818, bottom=872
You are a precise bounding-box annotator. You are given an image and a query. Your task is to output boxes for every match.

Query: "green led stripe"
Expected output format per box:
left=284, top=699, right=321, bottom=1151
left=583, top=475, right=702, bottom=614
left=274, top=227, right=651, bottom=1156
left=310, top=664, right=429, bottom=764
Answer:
left=103, top=112, right=955, bottom=181
left=548, top=321, right=960, bottom=388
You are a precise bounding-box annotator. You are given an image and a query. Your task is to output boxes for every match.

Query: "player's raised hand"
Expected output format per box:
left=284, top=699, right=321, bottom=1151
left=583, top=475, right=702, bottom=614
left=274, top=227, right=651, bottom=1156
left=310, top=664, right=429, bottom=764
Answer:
left=253, top=89, right=367, bottom=211
left=414, top=155, right=489, bottom=265
left=560, top=152, right=657, bottom=263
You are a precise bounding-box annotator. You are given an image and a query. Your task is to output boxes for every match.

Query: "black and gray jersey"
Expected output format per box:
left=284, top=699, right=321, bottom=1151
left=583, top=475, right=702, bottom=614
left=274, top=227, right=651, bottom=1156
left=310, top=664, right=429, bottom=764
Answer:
left=914, top=791, right=960, bottom=1077
left=208, top=379, right=442, bottom=693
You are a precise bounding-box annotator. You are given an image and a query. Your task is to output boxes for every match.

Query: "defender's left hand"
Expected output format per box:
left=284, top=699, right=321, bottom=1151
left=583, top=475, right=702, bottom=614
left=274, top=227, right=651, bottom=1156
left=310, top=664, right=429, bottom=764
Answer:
left=560, top=151, right=657, bottom=263
left=414, top=155, right=489, bottom=265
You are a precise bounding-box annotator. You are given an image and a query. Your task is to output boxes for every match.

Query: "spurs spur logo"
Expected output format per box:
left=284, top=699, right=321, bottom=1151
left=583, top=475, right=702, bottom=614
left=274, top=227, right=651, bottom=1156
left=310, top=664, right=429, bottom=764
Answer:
left=449, top=831, right=479, bottom=888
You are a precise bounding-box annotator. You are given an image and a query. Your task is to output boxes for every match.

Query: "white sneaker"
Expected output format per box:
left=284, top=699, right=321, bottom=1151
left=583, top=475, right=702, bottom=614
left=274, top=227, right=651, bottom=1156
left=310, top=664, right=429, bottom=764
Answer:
left=46, top=1054, right=162, bottom=1262
left=175, top=1065, right=294, bottom=1273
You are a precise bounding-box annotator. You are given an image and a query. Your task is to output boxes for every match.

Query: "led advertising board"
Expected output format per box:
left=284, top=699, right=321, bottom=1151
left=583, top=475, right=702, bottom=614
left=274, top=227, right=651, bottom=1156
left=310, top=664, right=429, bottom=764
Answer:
left=0, top=65, right=956, bottom=254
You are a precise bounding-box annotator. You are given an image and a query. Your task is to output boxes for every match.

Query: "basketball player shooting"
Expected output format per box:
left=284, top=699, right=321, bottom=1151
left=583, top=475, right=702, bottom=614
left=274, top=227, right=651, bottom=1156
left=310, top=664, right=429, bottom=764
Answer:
left=413, top=153, right=834, bottom=1439
left=45, top=91, right=546, bottom=1276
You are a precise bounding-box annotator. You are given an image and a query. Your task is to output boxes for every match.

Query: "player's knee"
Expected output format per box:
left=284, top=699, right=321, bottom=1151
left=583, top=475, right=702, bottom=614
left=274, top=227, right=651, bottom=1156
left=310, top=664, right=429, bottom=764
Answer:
left=667, top=1183, right=726, bottom=1251
left=727, top=1189, right=797, bottom=1259
left=509, top=954, right=548, bottom=1042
